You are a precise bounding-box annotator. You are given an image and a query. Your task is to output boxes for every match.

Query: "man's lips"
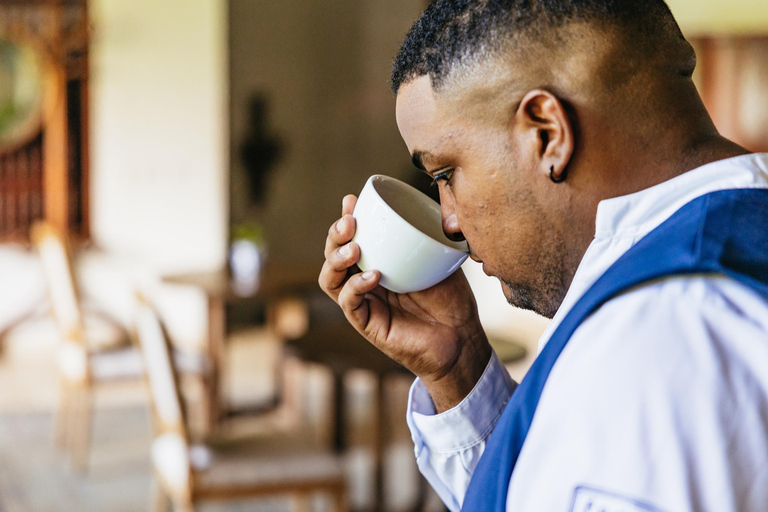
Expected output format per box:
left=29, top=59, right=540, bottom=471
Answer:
left=468, top=250, right=491, bottom=274
left=467, top=247, right=493, bottom=276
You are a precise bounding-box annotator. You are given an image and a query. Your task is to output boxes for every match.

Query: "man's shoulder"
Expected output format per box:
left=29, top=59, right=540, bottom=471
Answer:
left=561, top=273, right=768, bottom=392
left=587, top=273, right=768, bottom=339
left=516, top=274, right=768, bottom=512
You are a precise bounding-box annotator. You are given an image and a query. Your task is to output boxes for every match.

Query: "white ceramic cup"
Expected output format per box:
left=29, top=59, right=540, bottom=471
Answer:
left=352, top=174, right=469, bottom=293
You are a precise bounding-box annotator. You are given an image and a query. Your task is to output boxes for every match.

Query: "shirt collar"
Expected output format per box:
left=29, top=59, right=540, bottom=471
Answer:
left=538, top=153, right=768, bottom=353
left=594, top=153, right=768, bottom=241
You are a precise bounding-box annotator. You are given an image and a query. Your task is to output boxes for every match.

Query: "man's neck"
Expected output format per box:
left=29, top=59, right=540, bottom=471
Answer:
left=559, top=133, right=751, bottom=318
left=675, top=134, right=751, bottom=180
left=601, top=132, right=750, bottom=204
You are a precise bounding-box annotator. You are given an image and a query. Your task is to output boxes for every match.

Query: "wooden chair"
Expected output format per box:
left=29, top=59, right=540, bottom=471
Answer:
left=31, top=221, right=144, bottom=470
left=135, top=296, right=348, bottom=512
left=32, top=222, right=212, bottom=470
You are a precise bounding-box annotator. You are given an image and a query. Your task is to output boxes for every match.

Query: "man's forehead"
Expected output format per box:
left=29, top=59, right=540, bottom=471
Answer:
left=396, top=76, right=463, bottom=159
left=395, top=76, right=440, bottom=132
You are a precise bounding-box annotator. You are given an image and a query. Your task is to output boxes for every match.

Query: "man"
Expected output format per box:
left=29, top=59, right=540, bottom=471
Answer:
left=319, top=0, right=768, bottom=510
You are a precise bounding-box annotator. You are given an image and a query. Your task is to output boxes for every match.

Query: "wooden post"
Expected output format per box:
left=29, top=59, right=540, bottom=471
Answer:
left=43, top=0, right=69, bottom=234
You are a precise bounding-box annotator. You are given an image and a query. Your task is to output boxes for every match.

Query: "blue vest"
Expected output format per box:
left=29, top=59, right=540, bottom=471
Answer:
left=461, top=188, right=768, bottom=511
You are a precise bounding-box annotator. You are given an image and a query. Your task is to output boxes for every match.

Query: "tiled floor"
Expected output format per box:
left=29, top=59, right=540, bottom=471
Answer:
left=0, top=407, right=155, bottom=512
left=0, top=320, right=439, bottom=512
left=0, top=406, right=399, bottom=512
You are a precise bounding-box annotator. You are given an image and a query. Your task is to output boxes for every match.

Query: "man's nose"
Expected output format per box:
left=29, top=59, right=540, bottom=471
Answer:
left=441, top=205, right=465, bottom=243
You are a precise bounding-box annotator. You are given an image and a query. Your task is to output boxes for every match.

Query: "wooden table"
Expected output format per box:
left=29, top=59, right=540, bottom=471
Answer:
left=289, top=318, right=418, bottom=512
left=163, top=264, right=420, bottom=512
left=163, top=263, right=321, bottom=430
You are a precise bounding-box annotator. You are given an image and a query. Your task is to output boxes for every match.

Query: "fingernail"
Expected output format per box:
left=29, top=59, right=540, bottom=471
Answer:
left=336, top=218, right=344, bottom=233
left=361, top=270, right=375, bottom=280
left=339, top=244, right=349, bottom=257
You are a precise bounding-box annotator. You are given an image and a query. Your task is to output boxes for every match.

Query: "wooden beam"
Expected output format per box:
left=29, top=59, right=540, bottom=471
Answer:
left=43, top=0, right=69, bottom=234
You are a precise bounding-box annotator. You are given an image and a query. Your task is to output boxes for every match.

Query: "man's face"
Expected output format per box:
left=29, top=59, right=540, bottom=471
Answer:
left=395, top=75, right=569, bottom=318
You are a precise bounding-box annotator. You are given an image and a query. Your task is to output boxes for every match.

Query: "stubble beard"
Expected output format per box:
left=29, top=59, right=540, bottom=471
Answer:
left=500, top=237, right=571, bottom=319
left=502, top=278, right=567, bottom=319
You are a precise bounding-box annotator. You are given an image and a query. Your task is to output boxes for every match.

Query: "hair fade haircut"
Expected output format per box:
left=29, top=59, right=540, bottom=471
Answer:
left=391, top=0, right=681, bottom=94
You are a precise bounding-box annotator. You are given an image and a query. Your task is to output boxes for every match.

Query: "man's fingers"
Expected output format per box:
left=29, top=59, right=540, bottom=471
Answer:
left=320, top=195, right=360, bottom=302
left=331, top=242, right=360, bottom=270
left=324, top=214, right=357, bottom=259
left=318, top=260, right=343, bottom=301
left=342, top=194, right=357, bottom=217
left=337, top=270, right=381, bottom=329
left=318, top=242, right=361, bottom=300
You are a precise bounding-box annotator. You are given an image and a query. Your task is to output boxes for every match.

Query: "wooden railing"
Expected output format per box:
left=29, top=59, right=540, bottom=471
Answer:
left=0, top=0, right=88, bottom=242
left=0, top=135, right=44, bottom=242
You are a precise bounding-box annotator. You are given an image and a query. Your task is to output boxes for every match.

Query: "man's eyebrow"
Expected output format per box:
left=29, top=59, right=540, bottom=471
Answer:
left=411, top=150, right=429, bottom=171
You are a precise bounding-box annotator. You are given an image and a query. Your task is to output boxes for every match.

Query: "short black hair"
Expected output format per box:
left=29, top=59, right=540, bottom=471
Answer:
left=391, top=0, right=681, bottom=94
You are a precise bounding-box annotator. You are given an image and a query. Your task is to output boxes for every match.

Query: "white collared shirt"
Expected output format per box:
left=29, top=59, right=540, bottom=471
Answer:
left=407, top=154, right=768, bottom=512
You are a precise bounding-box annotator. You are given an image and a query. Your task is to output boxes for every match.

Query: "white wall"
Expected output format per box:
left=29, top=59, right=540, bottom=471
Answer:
left=89, top=0, right=228, bottom=274
left=666, top=0, right=768, bottom=35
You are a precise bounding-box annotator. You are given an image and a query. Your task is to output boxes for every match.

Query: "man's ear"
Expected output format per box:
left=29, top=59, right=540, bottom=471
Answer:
left=516, top=89, right=574, bottom=182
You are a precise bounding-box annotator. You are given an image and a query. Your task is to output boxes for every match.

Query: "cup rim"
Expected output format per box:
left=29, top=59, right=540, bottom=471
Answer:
left=366, top=174, right=469, bottom=255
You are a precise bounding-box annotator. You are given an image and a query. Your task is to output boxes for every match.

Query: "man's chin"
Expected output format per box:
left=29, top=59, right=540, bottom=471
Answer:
left=499, top=279, right=532, bottom=310
left=500, top=278, right=557, bottom=319
left=499, top=279, right=513, bottom=298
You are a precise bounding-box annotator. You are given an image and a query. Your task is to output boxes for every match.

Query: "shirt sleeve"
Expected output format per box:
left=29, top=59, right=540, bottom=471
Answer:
left=406, top=350, right=517, bottom=511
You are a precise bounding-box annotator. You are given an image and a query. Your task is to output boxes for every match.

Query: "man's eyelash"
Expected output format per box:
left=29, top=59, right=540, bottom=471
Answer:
left=430, top=169, right=454, bottom=187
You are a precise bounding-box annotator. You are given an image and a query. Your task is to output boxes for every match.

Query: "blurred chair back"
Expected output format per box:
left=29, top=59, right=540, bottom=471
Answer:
left=138, top=293, right=349, bottom=512
left=135, top=295, right=195, bottom=509
left=31, top=222, right=83, bottom=342
left=32, top=222, right=142, bottom=471
left=135, top=295, right=188, bottom=437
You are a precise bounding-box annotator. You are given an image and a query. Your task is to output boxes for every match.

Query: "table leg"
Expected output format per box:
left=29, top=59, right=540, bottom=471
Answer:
left=206, top=295, right=226, bottom=435
left=374, top=374, right=387, bottom=512
left=327, top=367, right=394, bottom=512
left=331, top=367, right=346, bottom=453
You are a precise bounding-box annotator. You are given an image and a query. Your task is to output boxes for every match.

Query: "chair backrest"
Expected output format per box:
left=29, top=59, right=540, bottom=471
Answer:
left=31, top=222, right=83, bottom=341
left=136, top=297, right=196, bottom=508
left=134, top=296, right=188, bottom=438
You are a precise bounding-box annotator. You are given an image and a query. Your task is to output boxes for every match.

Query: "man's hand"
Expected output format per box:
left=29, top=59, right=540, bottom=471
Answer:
left=319, top=194, right=492, bottom=412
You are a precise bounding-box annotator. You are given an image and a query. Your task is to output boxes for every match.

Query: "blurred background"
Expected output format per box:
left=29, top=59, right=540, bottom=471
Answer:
left=0, top=0, right=765, bottom=511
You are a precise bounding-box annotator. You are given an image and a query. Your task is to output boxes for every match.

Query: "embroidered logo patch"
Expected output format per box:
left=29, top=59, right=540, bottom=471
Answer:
left=569, top=486, right=665, bottom=512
